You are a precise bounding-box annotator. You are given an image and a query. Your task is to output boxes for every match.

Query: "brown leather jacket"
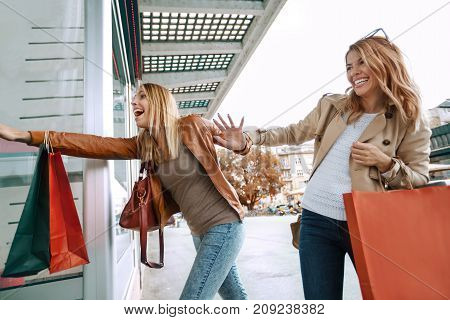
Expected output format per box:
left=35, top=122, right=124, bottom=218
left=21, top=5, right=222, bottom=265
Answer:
left=28, top=115, right=244, bottom=227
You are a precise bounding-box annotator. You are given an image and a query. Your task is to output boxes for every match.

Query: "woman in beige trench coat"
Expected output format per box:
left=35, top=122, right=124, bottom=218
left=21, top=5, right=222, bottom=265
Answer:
left=213, top=30, right=431, bottom=299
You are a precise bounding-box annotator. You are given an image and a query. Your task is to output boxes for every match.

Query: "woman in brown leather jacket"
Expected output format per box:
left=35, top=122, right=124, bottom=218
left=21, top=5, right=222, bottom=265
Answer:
left=0, top=83, right=248, bottom=300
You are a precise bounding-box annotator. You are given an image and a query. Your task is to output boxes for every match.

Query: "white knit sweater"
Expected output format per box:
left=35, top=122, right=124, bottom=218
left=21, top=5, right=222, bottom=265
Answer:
left=302, top=113, right=377, bottom=221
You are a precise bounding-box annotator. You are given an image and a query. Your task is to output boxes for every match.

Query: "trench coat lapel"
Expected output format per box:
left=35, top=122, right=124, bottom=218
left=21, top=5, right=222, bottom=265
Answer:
left=357, top=113, right=386, bottom=142
left=313, top=114, right=347, bottom=172
left=312, top=111, right=387, bottom=174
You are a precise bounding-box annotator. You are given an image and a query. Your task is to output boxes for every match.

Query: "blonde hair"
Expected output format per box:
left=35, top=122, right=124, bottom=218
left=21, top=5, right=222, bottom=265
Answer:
left=136, top=83, right=180, bottom=164
left=344, top=36, right=421, bottom=125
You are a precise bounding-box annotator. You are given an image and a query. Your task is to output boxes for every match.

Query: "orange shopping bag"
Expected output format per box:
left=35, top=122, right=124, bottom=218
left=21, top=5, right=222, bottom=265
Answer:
left=343, top=185, right=450, bottom=299
left=48, top=151, right=89, bottom=273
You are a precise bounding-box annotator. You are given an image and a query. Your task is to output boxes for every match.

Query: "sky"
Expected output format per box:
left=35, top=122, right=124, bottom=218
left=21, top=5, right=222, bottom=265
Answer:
left=215, top=0, right=450, bottom=128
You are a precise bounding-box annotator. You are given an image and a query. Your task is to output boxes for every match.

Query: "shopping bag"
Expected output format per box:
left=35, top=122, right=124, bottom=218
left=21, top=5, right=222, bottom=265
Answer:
left=1, top=145, right=50, bottom=278
left=48, top=151, right=89, bottom=273
left=343, top=186, right=450, bottom=299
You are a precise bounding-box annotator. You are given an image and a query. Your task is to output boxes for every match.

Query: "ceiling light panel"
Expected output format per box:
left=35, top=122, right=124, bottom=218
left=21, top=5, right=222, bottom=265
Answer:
left=141, top=12, right=254, bottom=42
left=169, top=82, right=220, bottom=94
left=177, top=99, right=210, bottom=109
left=143, top=54, right=234, bottom=73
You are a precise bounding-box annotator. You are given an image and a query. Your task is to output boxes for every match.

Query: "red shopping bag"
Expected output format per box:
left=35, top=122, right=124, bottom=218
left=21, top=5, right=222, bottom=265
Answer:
left=343, top=186, right=450, bottom=299
left=48, top=152, right=89, bottom=273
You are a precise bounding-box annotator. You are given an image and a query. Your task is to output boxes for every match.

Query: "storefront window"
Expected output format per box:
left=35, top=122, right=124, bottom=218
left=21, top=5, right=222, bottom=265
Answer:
left=111, top=12, right=134, bottom=263
left=0, top=0, right=85, bottom=291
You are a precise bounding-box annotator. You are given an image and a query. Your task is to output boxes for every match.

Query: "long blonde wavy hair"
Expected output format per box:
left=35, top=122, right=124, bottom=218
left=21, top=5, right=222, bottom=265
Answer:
left=136, top=83, right=180, bottom=164
left=344, top=36, right=421, bottom=125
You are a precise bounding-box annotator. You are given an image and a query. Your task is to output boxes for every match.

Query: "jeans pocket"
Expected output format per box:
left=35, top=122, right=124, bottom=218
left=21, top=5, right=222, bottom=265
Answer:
left=207, top=222, right=235, bottom=235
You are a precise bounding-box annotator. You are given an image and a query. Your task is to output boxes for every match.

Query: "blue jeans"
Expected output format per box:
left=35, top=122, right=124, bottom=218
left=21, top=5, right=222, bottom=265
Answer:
left=299, top=209, right=355, bottom=300
left=180, top=221, right=248, bottom=300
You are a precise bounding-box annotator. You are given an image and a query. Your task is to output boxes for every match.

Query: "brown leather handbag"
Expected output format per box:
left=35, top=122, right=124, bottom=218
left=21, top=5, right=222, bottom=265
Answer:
left=290, top=213, right=301, bottom=249
left=119, top=162, right=164, bottom=268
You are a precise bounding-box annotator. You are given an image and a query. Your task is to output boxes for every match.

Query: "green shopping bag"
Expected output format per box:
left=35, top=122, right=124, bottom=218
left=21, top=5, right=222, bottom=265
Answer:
left=1, top=145, right=50, bottom=278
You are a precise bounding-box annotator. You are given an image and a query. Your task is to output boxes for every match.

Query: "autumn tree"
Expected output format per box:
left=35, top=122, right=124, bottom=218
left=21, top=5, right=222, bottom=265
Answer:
left=217, top=147, right=284, bottom=210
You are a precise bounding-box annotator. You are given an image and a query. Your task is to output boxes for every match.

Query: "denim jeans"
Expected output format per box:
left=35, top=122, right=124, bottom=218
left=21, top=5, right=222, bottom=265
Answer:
left=180, top=221, right=248, bottom=300
left=299, top=209, right=355, bottom=300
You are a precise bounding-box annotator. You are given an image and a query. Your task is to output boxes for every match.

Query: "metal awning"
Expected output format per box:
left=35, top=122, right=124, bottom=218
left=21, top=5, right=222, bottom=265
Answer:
left=138, top=0, right=287, bottom=118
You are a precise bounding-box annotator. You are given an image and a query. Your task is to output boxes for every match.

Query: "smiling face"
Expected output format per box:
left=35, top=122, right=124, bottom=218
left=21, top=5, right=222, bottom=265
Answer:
left=131, top=86, right=150, bottom=129
left=346, top=50, right=380, bottom=100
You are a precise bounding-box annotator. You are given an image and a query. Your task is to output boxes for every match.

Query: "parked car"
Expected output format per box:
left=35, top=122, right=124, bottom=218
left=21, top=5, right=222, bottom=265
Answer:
left=277, top=204, right=300, bottom=215
left=267, top=204, right=302, bottom=215
left=276, top=205, right=290, bottom=215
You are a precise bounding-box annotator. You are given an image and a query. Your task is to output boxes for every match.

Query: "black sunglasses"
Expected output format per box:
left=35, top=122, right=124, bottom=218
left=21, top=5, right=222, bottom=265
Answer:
left=362, top=28, right=389, bottom=41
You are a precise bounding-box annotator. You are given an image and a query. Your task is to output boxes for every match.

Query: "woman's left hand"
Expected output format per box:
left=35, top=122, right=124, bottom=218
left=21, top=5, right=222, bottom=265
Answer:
left=351, top=141, right=393, bottom=173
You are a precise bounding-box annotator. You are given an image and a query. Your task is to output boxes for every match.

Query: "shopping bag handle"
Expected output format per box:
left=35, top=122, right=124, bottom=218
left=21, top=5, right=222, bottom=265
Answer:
left=415, top=180, right=449, bottom=188
left=44, top=131, right=54, bottom=154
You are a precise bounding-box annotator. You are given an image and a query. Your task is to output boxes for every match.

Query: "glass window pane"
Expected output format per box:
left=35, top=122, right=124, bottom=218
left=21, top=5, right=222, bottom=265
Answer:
left=112, top=22, right=133, bottom=263
left=0, top=0, right=85, bottom=289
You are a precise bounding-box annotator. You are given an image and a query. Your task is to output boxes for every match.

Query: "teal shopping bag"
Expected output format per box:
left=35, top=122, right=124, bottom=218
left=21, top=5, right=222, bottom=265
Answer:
left=1, top=145, right=50, bottom=278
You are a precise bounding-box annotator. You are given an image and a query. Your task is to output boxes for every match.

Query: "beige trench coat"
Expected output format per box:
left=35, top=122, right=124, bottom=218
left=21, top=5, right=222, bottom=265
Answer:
left=241, top=94, right=431, bottom=192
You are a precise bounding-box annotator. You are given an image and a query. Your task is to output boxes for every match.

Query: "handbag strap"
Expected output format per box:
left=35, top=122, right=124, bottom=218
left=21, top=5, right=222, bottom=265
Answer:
left=138, top=162, right=146, bottom=180
left=139, top=210, right=164, bottom=268
left=138, top=161, right=164, bottom=269
left=139, top=162, right=156, bottom=178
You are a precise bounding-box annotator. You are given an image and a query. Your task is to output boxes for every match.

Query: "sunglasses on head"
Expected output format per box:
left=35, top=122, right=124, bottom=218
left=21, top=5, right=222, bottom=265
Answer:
left=362, top=28, right=389, bottom=41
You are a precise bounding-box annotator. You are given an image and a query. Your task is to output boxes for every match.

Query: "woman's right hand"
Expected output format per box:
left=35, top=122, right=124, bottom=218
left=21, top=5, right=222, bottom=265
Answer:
left=213, top=114, right=246, bottom=151
left=0, top=123, right=31, bottom=143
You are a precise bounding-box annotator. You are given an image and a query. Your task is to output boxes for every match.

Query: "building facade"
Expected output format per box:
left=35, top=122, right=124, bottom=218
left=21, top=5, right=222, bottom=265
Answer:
left=427, top=100, right=450, bottom=180
left=427, top=99, right=450, bottom=129
left=275, top=142, right=314, bottom=204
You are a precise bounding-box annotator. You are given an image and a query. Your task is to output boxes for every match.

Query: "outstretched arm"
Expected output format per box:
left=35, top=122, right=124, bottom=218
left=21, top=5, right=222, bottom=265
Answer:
left=212, top=97, right=326, bottom=155
left=0, top=124, right=139, bottom=160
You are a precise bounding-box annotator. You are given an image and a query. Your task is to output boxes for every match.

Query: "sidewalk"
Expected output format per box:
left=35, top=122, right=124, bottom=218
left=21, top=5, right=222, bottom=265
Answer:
left=142, top=216, right=362, bottom=300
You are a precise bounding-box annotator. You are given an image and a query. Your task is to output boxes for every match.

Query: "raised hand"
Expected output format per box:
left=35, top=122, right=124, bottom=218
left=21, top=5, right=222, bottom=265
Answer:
left=213, top=114, right=245, bottom=151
